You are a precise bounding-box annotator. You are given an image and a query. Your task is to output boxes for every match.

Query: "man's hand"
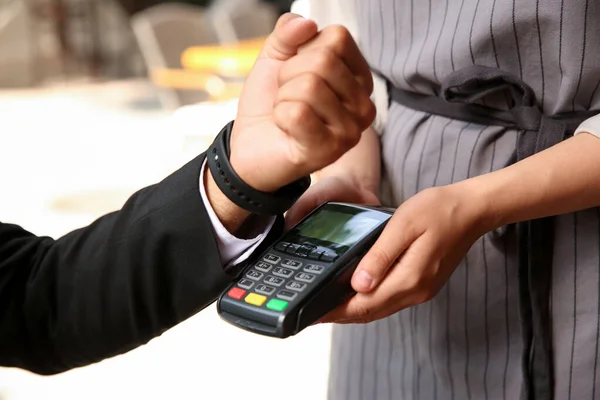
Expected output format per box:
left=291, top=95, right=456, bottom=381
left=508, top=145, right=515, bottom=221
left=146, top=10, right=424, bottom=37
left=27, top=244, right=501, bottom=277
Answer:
left=206, top=13, right=375, bottom=233
left=229, top=13, right=375, bottom=193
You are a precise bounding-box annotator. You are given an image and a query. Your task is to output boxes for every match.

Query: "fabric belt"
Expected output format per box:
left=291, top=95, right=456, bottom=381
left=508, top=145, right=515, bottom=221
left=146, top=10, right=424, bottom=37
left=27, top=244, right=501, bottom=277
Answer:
left=385, top=65, right=598, bottom=400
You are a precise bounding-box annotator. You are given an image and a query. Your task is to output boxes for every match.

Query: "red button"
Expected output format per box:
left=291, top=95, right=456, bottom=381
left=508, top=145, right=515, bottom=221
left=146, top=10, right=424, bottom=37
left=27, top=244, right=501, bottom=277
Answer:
left=228, top=287, right=246, bottom=300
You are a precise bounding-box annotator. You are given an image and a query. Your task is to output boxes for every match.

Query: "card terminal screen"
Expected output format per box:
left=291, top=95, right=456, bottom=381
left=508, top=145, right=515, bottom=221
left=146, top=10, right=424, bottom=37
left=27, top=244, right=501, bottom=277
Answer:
left=294, top=209, right=381, bottom=248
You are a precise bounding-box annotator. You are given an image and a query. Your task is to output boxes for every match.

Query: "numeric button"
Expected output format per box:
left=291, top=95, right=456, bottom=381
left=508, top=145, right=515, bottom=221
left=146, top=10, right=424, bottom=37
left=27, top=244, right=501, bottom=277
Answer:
left=281, top=259, right=302, bottom=270
left=255, top=284, right=276, bottom=296
left=246, top=270, right=264, bottom=281
left=295, top=272, right=316, bottom=283
left=272, top=267, right=294, bottom=278
left=264, top=276, right=285, bottom=287
left=286, top=281, right=307, bottom=292
left=255, top=261, right=273, bottom=273
left=304, top=264, right=325, bottom=274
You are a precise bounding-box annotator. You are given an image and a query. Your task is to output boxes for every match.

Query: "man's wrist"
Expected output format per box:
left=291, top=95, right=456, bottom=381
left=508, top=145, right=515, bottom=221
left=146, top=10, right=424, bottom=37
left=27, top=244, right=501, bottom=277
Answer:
left=205, top=164, right=252, bottom=234
left=228, top=121, right=280, bottom=194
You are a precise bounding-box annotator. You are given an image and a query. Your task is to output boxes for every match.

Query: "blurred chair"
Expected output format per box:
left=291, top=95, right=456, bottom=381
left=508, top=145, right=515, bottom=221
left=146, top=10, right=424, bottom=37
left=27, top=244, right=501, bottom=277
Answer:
left=131, top=2, right=220, bottom=110
left=227, top=3, right=276, bottom=40
left=0, top=0, right=39, bottom=87
left=130, top=0, right=277, bottom=110
left=207, top=0, right=277, bottom=44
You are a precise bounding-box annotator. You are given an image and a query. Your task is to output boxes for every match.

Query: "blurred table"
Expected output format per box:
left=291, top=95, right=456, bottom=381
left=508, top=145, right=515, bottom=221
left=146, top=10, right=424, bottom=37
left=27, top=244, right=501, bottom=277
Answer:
left=148, top=36, right=265, bottom=104
left=181, top=36, right=265, bottom=77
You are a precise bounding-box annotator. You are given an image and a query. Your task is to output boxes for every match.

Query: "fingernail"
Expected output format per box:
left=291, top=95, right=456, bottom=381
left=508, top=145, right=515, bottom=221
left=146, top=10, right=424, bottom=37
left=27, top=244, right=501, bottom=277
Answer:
left=353, top=269, right=374, bottom=292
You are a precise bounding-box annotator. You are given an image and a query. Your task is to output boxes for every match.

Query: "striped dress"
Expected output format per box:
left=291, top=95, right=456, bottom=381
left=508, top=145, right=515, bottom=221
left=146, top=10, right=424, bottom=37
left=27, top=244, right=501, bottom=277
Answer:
left=324, top=1, right=600, bottom=399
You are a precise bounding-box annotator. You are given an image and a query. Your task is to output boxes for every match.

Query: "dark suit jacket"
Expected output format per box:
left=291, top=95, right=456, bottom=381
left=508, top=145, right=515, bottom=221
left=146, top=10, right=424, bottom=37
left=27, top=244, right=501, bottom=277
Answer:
left=0, top=153, right=281, bottom=375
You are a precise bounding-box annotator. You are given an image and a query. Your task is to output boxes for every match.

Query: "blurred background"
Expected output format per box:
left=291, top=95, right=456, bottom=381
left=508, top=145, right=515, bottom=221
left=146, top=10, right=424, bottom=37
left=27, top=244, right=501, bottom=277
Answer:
left=0, top=0, right=334, bottom=399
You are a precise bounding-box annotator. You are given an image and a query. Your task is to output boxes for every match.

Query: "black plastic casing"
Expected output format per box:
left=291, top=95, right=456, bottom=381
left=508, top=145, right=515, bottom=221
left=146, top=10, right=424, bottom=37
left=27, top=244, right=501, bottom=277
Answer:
left=216, top=202, right=394, bottom=338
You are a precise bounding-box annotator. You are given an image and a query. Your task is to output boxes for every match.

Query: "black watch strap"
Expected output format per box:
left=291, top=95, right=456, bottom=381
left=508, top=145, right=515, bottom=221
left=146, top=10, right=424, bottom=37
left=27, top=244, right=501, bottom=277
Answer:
left=207, top=121, right=311, bottom=216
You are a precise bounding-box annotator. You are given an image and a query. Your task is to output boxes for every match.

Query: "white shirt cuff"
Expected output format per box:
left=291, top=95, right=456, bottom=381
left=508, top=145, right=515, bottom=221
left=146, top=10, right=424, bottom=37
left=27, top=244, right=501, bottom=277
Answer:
left=199, top=160, right=276, bottom=268
left=574, top=113, right=600, bottom=138
left=371, top=73, right=389, bottom=135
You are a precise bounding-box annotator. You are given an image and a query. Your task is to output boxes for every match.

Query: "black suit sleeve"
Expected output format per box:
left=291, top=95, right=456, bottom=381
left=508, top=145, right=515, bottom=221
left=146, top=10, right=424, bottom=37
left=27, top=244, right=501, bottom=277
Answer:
left=0, top=153, right=278, bottom=375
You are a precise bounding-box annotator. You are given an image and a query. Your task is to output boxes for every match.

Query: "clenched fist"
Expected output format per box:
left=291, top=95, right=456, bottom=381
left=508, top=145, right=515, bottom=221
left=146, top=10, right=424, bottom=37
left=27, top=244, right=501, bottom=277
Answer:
left=229, top=13, right=376, bottom=193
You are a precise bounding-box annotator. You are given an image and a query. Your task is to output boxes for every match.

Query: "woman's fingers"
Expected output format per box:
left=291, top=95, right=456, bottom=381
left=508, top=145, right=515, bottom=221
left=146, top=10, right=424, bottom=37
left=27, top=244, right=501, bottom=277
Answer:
left=350, top=211, right=420, bottom=293
left=323, top=233, right=441, bottom=324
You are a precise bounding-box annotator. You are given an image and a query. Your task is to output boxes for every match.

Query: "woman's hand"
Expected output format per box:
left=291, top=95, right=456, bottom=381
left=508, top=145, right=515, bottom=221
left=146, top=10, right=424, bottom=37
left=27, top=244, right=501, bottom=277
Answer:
left=321, top=183, right=491, bottom=324
left=285, top=174, right=380, bottom=230
left=318, top=132, right=600, bottom=324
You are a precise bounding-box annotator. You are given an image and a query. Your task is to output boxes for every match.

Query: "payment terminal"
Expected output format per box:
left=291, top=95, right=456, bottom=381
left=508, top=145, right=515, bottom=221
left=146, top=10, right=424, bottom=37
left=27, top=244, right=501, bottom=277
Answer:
left=217, top=202, right=394, bottom=338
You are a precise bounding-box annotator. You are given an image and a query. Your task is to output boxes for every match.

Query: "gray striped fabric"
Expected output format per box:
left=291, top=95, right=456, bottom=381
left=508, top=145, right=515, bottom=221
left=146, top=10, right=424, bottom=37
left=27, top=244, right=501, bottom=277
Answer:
left=327, top=1, right=600, bottom=399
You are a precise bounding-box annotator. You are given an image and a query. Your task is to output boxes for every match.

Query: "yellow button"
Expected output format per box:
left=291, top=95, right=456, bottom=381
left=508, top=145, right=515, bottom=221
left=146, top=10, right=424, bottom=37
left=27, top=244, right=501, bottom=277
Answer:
left=245, top=293, right=267, bottom=306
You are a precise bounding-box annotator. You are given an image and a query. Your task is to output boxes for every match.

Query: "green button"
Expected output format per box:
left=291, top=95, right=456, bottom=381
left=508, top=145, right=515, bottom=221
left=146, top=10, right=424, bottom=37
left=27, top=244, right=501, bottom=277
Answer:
left=266, top=298, right=288, bottom=312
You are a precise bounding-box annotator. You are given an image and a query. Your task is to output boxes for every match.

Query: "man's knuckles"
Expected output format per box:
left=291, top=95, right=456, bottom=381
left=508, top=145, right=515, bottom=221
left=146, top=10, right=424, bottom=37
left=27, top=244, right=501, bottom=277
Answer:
left=310, top=48, right=339, bottom=75
left=283, top=102, right=316, bottom=131
left=358, top=97, right=377, bottom=127
left=276, top=72, right=331, bottom=103
left=319, top=25, right=353, bottom=56
left=298, top=73, right=329, bottom=99
left=276, top=48, right=339, bottom=87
